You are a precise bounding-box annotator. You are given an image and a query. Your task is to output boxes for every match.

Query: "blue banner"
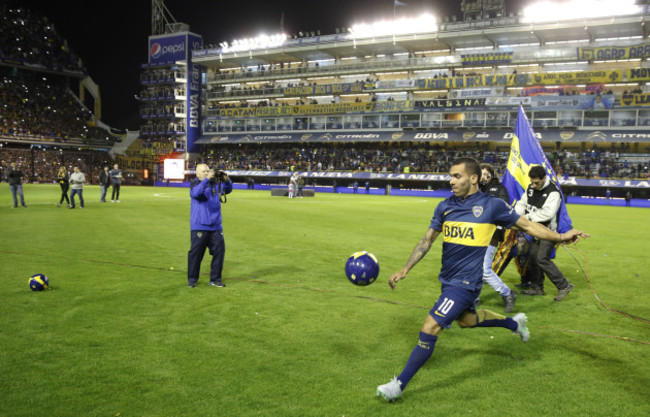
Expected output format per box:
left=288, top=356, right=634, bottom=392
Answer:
left=502, top=107, right=573, bottom=233
left=530, top=94, right=615, bottom=110
left=148, top=34, right=187, bottom=65
left=196, top=129, right=650, bottom=144
left=186, top=62, right=201, bottom=153
left=186, top=34, right=203, bottom=153
left=191, top=169, right=650, bottom=189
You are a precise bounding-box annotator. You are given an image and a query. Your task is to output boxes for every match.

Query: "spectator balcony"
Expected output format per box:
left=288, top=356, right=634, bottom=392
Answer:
left=202, top=104, right=650, bottom=133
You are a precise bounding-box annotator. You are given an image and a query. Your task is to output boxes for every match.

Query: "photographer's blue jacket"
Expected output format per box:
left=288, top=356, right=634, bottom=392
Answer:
left=189, top=178, right=233, bottom=231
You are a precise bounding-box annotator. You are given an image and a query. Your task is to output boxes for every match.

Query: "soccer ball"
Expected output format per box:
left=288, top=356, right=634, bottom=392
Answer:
left=29, top=274, right=49, bottom=291
left=345, top=251, right=380, bottom=286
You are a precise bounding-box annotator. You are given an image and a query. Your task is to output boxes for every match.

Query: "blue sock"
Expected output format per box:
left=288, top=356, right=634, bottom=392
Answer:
left=397, top=332, right=438, bottom=390
left=475, top=317, right=518, bottom=331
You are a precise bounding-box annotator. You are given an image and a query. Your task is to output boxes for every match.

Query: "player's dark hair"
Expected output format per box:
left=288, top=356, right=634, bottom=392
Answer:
left=480, top=163, right=499, bottom=185
left=453, top=157, right=481, bottom=178
left=528, top=165, right=547, bottom=179
left=480, top=163, right=496, bottom=177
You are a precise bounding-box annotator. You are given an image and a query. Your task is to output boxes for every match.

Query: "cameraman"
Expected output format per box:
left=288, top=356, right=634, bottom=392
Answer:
left=187, top=164, right=233, bottom=287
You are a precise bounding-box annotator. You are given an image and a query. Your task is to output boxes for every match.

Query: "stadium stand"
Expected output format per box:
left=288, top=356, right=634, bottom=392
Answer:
left=134, top=0, right=650, bottom=203
left=0, top=6, right=119, bottom=184
left=0, top=67, right=102, bottom=143
left=195, top=143, right=648, bottom=180
left=186, top=4, right=650, bottom=140
left=0, top=4, right=85, bottom=73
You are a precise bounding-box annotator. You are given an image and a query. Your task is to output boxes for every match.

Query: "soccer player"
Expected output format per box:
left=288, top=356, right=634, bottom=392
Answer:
left=376, top=157, right=589, bottom=402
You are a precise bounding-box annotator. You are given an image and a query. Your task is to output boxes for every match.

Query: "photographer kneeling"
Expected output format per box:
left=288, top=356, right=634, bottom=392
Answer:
left=187, top=163, right=233, bottom=287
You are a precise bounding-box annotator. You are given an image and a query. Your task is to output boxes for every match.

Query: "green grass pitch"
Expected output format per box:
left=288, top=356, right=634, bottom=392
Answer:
left=1, top=183, right=648, bottom=416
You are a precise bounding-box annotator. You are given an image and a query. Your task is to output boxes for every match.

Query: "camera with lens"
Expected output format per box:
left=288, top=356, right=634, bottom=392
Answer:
left=209, top=168, right=228, bottom=184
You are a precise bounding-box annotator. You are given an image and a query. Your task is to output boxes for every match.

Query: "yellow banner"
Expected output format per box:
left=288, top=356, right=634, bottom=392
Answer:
left=371, top=100, right=415, bottom=112
left=461, top=52, right=513, bottom=66
left=529, top=70, right=620, bottom=85
left=578, top=43, right=650, bottom=60
left=417, top=74, right=529, bottom=89
left=219, top=108, right=256, bottom=118
left=620, top=93, right=650, bottom=107
left=624, top=68, right=650, bottom=82
left=123, top=138, right=172, bottom=158
left=114, top=155, right=155, bottom=171
left=418, top=70, right=647, bottom=90
left=283, top=83, right=364, bottom=96
left=283, top=86, right=315, bottom=96
left=255, top=102, right=373, bottom=117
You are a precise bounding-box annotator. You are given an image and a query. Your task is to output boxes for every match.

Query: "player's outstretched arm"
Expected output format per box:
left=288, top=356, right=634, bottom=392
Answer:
left=513, top=216, right=590, bottom=244
left=389, top=228, right=439, bottom=290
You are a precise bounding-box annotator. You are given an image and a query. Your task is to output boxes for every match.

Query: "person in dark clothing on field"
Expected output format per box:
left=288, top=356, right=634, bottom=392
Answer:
left=515, top=165, right=574, bottom=302
left=109, top=164, right=123, bottom=203
left=56, top=166, right=70, bottom=207
left=7, top=163, right=27, bottom=208
left=99, top=166, right=110, bottom=203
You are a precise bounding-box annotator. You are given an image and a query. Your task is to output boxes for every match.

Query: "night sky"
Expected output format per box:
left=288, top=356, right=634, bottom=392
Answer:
left=12, top=0, right=528, bottom=130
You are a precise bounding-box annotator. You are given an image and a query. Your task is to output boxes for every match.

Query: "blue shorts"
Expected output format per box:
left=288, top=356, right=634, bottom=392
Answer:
left=429, top=285, right=480, bottom=329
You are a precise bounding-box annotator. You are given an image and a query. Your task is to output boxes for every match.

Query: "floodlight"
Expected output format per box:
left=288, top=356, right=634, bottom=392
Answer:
left=221, top=33, right=287, bottom=53
left=522, top=0, right=642, bottom=23
left=350, top=14, right=437, bottom=39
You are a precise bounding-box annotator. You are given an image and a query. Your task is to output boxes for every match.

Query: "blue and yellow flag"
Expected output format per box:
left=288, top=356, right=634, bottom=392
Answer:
left=502, top=106, right=573, bottom=233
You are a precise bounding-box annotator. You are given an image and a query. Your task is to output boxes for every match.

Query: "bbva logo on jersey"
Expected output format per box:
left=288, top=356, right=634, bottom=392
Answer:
left=443, top=224, right=476, bottom=240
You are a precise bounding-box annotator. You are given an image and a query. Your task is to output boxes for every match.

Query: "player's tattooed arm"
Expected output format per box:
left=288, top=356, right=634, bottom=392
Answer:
left=405, top=228, right=438, bottom=269
left=389, top=228, right=440, bottom=289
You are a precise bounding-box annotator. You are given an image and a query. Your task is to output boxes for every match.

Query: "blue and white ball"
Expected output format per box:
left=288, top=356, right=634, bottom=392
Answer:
left=29, top=274, right=49, bottom=291
left=345, top=251, right=380, bottom=286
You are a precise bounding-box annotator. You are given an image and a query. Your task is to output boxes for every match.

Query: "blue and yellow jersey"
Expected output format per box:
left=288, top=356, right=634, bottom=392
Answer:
left=429, top=191, right=520, bottom=290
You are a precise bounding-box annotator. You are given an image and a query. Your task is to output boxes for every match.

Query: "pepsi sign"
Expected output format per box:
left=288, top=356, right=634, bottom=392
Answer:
left=148, top=34, right=187, bottom=64
left=150, top=43, right=162, bottom=59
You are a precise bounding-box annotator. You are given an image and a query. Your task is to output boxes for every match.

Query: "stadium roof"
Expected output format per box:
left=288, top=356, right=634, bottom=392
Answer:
left=193, top=13, right=648, bottom=68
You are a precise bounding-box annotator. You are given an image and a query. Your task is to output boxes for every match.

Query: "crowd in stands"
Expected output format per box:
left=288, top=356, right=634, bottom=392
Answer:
left=209, top=55, right=470, bottom=81
left=0, top=6, right=115, bottom=147
left=1, top=141, right=647, bottom=188
left=0, top=5, right=84, bottom=73
left=203, top=86, right=635, bottom=113
left=0, top=67, right=110, bottom=143
left=0, top=146, right=114, bottom=184
left=195, top=143, right=649, bottom=180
